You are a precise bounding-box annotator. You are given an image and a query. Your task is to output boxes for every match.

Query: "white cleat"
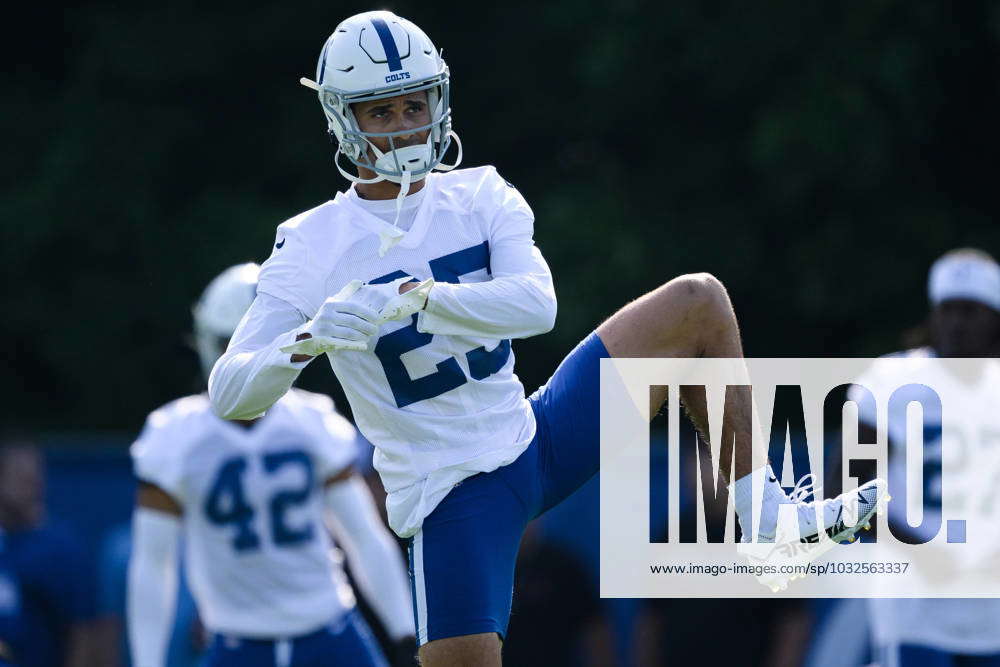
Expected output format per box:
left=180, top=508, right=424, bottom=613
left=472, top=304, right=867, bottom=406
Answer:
left=739, top=476, right=890, bottom=592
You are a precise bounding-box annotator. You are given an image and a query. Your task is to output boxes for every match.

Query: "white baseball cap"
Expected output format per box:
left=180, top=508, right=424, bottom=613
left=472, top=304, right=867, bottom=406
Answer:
left=927, top=249, right=1000, bottom=313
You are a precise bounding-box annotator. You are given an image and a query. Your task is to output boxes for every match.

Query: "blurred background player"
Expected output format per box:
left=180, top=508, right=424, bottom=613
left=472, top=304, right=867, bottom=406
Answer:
left=0, top=523, right=19, bottom=666
left=848, top=248, right=1000, bottom=667
left=127, top=263, right=415, bottom=667
left=0, top=437, right=105, bottom=667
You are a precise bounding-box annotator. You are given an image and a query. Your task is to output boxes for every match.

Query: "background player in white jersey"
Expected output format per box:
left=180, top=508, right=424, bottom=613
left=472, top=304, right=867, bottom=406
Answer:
left=849, top=249, right=1000, bottom=667
left=128, top=264, right=415, bottom=667
left=209, top=11, right=887, bottom=666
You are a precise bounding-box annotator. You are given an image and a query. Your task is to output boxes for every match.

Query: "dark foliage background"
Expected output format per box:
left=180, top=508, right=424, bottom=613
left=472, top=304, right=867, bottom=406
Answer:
left=4, top=0, right=1000, bottom=430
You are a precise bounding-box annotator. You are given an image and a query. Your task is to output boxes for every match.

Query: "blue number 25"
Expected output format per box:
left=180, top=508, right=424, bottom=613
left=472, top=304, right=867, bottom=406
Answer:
left=372, top=242, right=511, bottom=408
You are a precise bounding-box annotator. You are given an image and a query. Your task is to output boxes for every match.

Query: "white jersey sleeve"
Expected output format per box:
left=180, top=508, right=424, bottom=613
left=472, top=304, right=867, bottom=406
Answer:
left=207, top=207, right=332, bottom=421
left=416, top=168, right=557, bottom=339
left=208, top=292, right=310, bottom=421
left=131, top=410, right=188, bottom=499
left=209, top=202, right=372, bottom=421
left=257, top=211, right=329, bottom=318
left=127, top=508, right=180, bottom=667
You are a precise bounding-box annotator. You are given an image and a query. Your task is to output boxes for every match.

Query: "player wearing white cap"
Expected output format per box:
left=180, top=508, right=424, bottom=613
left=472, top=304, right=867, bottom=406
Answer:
left=127, top=264, right=415, bottom=667
left=850, top=248, right=1000, bottom=667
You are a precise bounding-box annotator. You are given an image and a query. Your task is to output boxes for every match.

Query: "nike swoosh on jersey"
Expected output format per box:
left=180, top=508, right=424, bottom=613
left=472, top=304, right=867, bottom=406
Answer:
left=275, top=239, right=286, bottom=249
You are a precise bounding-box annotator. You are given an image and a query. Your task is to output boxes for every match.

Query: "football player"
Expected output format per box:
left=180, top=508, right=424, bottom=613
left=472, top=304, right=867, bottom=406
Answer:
left=850, top=249, right=1000, bottom=667
left=209, top=12, right=887, bottom=666
left=127, top=264, right=414, bottom=667
left=0, top=439, right=102, bottom=667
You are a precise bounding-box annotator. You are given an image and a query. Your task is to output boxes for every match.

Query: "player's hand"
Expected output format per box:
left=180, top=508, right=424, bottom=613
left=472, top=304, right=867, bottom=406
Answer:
left=379, top=278, right=433, bottom=322
left=352, top=277, right=434, bottom=323
left=279, top=280, right=379, bottom=358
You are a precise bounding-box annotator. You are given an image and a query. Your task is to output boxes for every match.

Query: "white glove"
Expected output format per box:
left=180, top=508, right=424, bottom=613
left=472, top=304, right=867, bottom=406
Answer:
left=350, top=277, right=435, bottom=324
left=279, top=280, right=380, bottom=356
left=377, top=278, right=435, bottom=323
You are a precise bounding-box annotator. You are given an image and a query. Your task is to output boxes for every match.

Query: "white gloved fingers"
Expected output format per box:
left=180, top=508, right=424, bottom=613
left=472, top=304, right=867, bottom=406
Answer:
left=279, top=303, right=374, bottom=356
left=331, top=279, right=364, bottom=302
left=311, top=310, right=380, bottom=339
left=320, top=324, right=372, bottom=343
left=337, top=307, right=381, bottom=336
left=287, top=276, right=431, bottom=359
left=378, top=278, right=435, bottom=323
left=279, top=335, right=367, bottom=356
left=316, top=300, right=381, bottom=331
left=350, top=276, right=435, bottom=323
left=351, top=277, right=414, bottom=314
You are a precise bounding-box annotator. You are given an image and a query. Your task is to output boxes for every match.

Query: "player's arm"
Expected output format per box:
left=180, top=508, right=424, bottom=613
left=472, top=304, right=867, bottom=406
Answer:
left=414, top=241, right=556, bottom=339
left=210, top=291, right=380, bottom=420
left=208, top=292, right=311, bottom=420
left=323, top=468, right=416, bottom=656
left=127, top=482, right=182, bottom=667
left=413, top=178, right=557, bottom=340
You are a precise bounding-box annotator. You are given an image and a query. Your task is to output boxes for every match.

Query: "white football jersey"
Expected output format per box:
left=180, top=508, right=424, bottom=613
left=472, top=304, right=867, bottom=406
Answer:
left=131, top=389, right=358, bottom=637
left=255, top=166, right=552, bottom=537
left=850, top=349, right=1000, bottom=653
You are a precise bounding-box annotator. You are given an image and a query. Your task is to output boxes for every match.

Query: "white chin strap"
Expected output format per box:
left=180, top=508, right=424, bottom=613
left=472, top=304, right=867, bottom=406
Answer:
left=377, top=168, right=412, bottom=257
left=435, top=130, right=463, bottom=172
left=335, top=146, right=383, bottom=185
left=362, top=137, right=435, bottom=256
left=370, top=142, right=430, bottom=256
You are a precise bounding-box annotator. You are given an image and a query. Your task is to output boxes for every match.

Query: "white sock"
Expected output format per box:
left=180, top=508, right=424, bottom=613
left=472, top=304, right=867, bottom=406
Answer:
left=733, top=464, right=789, bottom=539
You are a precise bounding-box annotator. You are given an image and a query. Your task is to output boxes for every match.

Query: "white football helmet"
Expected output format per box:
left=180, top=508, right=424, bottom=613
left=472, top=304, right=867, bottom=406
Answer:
left=192, top=263, right=259, bottom=380
left=300, top=10, right=462, bottom=186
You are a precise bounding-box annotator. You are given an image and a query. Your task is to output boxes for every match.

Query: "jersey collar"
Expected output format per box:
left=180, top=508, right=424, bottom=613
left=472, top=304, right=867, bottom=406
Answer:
left=334, top=174, right=439, bottom=251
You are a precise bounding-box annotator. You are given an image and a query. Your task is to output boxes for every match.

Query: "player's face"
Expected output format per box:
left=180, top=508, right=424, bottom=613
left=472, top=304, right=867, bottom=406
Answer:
left=0, top=446, right=45, bottom=529
left=352, top=91, right=431, bottom=157
left=931, top=299, right=1000, bottom=357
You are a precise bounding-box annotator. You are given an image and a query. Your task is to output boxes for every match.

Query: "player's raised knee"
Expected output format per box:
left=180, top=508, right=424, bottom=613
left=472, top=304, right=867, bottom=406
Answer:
left=679, top=271, right=724, bottom=294
left=667, top=272, right=729, bottom=312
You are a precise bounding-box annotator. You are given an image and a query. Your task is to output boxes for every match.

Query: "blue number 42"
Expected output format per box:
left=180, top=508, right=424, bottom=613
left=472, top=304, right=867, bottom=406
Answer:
left=372, top=242, right=511, bottom=408
left=204, top=450, right=314, bottom=553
